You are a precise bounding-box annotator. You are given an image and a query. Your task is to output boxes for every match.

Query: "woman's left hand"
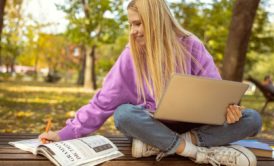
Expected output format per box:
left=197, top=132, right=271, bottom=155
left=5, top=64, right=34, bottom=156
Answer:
left=226, top=104, right=245, bottom=124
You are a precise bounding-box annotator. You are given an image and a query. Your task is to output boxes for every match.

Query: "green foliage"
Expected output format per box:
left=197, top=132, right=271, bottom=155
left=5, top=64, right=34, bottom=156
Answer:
left=250, top=8, right=273, bottom=53
left=56, top=0, right=127, bottom=87
left=58, top=0, right=126, bottom=46
left=245, top=0, right=274, bottom=72
left=17, top=20, right=48, bottom=67
left=170, top=0, right=273, bottom=72
left=246, top=53, right=274, bottom=79
left=1, top=0, right=24, bottom=69
left=96, top=32, right=129, bottom=78
left=244, top=7, right=273, bottom=79
left=170, top=0, right=233, bottom=65
left=37, top=34, right=66, bottom=70
left=0, top=0, right=272, bottom=87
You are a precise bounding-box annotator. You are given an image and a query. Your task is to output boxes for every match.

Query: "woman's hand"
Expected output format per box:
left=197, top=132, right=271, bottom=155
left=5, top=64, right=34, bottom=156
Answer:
left=226, top=104, right=245, bottom=124
left=38, top=131, right=61, bottom=144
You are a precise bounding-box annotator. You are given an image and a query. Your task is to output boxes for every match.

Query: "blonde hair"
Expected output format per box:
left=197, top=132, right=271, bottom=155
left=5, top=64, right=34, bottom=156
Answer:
left=128, top=0, right=193, bottom=106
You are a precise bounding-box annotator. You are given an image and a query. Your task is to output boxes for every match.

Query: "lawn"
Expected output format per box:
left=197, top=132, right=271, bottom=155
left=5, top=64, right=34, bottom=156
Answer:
left=0, top=80, right=273, bottom=139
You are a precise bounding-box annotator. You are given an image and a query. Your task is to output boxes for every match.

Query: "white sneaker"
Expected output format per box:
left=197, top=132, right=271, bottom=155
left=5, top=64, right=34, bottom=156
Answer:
left=195, top=145, right=257, bottom=166
left=132, top=139, right=161, bottom=158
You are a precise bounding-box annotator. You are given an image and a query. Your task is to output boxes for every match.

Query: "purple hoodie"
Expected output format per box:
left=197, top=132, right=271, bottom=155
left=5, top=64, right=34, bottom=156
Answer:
left=58, top=36, right=221, bottom=140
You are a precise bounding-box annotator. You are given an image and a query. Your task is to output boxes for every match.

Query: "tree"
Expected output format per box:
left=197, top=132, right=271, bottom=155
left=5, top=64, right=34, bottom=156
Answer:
left=245, top=0, right=274, bottom=72
left=170, top=0, right=271, bottom=74
left=17, top=19, right=50, bottom=80
left=1, top=0, right=24, bottom=72
left=170, top=0, right=233, bottom=66
left=59, top=0, right=125, bottom=89
left=95, top=31, right=128, bottom=86
left=222, top=0, right=261, bottom=81
left=0, top=0, right=6, bottom=66
left=37, top=34, right=68, bottom=79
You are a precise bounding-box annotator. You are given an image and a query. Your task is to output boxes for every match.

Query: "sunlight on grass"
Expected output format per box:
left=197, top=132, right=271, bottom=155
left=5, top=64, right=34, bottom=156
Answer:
left=0, top=80, right=273, bottom=139
left=15, top=111, right=34, bottom=118
left=0, top=81, right=96, bottom=134
left=65, top=111, right=76, bottom=118
left=4, top=84, right=95, bottom=94
left=9, top=98, right=60, bottom=104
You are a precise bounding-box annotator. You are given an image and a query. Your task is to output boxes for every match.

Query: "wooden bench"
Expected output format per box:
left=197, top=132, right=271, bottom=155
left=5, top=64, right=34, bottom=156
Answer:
left=247, top=76, right=274, bottom=113
left=0, top=134, right=273, bottom=166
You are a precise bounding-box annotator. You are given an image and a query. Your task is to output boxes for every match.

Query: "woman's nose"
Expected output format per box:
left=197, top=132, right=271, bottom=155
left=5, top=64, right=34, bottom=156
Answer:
left=130, top=28, right=137, bottom=35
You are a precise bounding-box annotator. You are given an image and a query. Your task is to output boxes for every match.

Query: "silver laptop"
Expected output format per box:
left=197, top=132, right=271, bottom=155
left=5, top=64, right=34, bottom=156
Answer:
left=154, top=74, right=249, bottom=125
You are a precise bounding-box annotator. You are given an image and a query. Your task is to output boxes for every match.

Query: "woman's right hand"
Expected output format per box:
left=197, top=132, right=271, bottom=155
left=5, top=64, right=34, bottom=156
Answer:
left=38, top=131, right=61, bottom=144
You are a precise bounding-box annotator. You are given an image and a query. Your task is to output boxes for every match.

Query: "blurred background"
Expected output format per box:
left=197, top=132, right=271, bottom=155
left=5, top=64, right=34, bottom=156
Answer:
left=0, top=0, right=273, bottom=139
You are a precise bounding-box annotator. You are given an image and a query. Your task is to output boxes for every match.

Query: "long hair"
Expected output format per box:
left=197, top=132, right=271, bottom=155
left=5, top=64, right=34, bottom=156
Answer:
left=128, top=0, right=193, bottom=106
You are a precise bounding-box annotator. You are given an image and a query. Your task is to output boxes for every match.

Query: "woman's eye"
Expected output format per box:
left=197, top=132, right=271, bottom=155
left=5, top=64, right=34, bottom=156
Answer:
left=129, top=22, right=141, bottom=28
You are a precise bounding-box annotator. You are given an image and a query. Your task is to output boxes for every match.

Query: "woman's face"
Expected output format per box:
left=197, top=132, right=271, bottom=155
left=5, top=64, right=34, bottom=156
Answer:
left=128, top=9, right=145, bottom=47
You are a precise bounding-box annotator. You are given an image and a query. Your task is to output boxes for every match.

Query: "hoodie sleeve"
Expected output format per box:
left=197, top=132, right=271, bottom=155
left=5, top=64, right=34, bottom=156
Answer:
left=58, top=47, right=137, bottom=140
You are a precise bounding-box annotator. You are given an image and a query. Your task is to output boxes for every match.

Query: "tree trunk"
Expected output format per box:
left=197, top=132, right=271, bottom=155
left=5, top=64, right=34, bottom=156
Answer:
left=34, top=45, right=40, bottom=81
left=77, top=45, right=86, bottom=85
left=84, top=46, right=92, bottom=89
left=222, top=0, right=260, bottom=81
left=11, top=56, right=15, bottom=73
left=5, top=63, right=9, bottom=73
left=91, top=45, right=97, bottom=89
left=81, top=0, right=94, bottom=89
left=0, top=0, right=6, bottom=66
left=83, top=45, right=97, bottom=89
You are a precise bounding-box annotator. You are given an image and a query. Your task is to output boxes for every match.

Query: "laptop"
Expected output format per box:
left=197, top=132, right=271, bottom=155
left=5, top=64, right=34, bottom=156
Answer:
left=154, top=74, right=249, bottom=125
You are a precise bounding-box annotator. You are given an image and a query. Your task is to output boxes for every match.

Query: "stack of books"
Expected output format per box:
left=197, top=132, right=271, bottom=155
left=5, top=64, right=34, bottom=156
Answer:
left=231, top=140, right=273, bottom=158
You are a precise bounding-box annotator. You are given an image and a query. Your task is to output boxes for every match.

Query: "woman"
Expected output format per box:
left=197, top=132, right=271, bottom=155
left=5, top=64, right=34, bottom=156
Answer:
left=39, top=0, right=262, bottom=165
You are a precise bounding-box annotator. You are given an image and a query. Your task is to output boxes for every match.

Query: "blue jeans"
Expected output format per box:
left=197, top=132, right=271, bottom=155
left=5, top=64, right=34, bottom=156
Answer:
left=114, top=104, right=262, bottom=155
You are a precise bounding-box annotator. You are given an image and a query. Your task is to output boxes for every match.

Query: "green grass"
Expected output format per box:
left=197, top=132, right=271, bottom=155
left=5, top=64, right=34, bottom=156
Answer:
left=0, top=80, right=273, bottom=139
left=241, top=95, right=274, bottom=139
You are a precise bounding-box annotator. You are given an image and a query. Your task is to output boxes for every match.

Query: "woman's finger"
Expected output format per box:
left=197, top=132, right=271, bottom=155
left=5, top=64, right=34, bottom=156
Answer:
left=228, top=107, right=235, bottom=120
left=233, top=105, right=242, bottom=118
left=229, top=105, right=239, bottom=120
left=226, top=109, right=235, bottom=124
left=38, top=131, right=60, bottom=143
left=230, top=106, right=240, bottom=121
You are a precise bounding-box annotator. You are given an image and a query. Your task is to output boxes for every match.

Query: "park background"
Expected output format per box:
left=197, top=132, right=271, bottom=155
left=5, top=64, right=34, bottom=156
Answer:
left=0, top=0, right=273, bottom=139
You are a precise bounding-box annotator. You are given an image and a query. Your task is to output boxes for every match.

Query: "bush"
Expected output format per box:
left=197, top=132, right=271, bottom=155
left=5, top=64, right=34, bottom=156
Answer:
left=0, top=73, right=12, bottom=81
left=45, top=72, right=61, bottom=83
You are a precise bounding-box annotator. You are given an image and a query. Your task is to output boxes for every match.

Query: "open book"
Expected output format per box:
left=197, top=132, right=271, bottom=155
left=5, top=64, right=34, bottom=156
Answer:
left=231, top=140, right=274, bottom=158
left=9, top=135, right=124, bottom=166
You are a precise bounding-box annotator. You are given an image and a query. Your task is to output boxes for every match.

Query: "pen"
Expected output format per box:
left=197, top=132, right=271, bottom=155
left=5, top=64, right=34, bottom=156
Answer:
left=42, top=118, right=52, bottom=144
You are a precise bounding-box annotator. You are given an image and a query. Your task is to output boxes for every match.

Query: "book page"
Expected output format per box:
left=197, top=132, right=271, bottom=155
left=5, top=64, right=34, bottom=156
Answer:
left=9, top=139, right=41, bottom=155
left=38, top=135, right=123, bottom=166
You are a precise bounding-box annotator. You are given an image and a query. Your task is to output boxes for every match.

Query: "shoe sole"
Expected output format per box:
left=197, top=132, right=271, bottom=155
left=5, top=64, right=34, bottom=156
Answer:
left=132, top=139, right=143, bottom=158
left=230, top=145, right=257, bottom=166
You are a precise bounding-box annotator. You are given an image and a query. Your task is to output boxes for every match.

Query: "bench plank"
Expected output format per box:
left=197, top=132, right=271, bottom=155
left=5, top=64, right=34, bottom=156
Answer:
left=0, top=161, right=53, bottom=166
left=0, top=134, right=273, bottom=166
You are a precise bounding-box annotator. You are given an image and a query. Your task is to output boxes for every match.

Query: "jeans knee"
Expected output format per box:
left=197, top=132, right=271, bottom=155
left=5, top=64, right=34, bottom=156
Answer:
left=114, top=104, right=137, bottom=130
left=243, top=109, right=262, bottom=135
